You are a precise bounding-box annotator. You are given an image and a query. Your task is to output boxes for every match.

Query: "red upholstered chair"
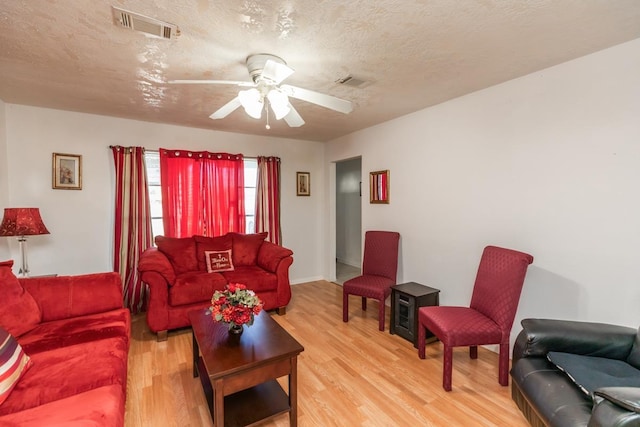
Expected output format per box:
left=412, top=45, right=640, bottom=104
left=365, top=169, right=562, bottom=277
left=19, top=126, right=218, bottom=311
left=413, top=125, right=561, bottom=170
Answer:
left=342, top=231, right=400, bottom=331
left=418, top=245, right=533, bottom=391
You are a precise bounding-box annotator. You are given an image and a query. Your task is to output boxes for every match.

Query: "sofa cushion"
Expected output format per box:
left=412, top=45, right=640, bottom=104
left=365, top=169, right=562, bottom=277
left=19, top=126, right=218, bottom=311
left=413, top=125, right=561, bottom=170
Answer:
left=0, top=384, right=125, bottom=427
left=205, top=250, right=234, bottom=273
left=547, top=351, right=640, bottom=396
left=627, top=327, right=640, bottom=370
left=0, top=336, right=128, bottom=415
left=20, top=273, right=125, bottom=323
left=594, top=387, right=640, bottom=414
left=16, top=309, right=130, bottom=355
left=194, top=235, right=232, bottom=271
left=221, top=266, right=278, bottom=293
left=229, top=232, right=268, bottom=267
left=0, top=327, right=32, bottom=406
left=155, top=236, right=198, bottom=275
left=169, top=272, right=227, bottom=306
left=0, top=260, right=42, bottom=337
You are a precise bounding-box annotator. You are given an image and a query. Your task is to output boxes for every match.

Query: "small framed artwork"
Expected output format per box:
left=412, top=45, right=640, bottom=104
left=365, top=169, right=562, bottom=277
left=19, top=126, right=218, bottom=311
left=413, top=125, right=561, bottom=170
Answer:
left=296, top=172, right=310, bottom=196
left=52, top=153, right=82, bottom=190
left=370, top=170, right=389, bottom=204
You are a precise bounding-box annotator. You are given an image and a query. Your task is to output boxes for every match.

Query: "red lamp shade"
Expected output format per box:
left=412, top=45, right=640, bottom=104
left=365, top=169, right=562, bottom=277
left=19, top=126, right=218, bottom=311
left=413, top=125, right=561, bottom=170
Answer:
left=0, top=208, right=50, bottom=236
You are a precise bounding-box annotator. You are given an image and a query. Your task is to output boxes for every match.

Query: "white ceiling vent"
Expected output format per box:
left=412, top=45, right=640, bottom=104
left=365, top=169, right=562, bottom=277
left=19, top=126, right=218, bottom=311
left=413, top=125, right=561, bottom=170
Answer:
left=112, top=7, right=179, bottom=40
left=335, top=75, right=371, bottom=88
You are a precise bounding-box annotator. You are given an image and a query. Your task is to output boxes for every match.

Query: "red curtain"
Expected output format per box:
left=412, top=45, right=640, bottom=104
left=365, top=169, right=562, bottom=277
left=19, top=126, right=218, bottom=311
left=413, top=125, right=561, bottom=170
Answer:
left=160, top=149, right=245, bottom=237
left=159, top=150, right=203, bottom=237
left=255, top=156, right=281, bottom=244
left=201, top=154, right=245, bottom=236
left=111, top=146, right=153, bottom=313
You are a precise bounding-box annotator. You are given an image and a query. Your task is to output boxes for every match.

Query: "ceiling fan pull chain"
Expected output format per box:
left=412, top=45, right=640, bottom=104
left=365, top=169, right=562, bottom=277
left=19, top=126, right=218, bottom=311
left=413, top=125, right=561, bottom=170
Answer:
left=265, top=103, right=271, bottom=130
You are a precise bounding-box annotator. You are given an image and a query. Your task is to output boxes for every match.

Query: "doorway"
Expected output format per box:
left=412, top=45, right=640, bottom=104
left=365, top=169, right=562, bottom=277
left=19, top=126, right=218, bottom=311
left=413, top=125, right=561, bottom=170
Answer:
left=335, top=157, right=362, bottom=285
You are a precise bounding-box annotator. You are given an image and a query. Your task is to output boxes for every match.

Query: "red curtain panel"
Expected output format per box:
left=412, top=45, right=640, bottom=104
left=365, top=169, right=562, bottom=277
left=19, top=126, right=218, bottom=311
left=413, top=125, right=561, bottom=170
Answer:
left=159, top=149, right=245, bottom=238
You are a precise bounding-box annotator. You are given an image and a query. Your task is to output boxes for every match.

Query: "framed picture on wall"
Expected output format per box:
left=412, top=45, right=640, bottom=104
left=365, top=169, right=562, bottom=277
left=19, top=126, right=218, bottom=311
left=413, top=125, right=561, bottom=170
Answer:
left=296, top=172, right=310, bottom=196
left=52, top=153, right=82, bottom=190
left=370, top=170, right=389, bottom=204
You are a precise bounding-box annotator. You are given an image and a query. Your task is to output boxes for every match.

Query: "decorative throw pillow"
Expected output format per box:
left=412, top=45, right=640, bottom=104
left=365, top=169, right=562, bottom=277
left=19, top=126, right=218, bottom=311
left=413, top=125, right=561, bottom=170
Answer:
left=0, top=260, right=42, bottom=337
left=205, top=250, right=235, bottom=273
left=194, top=234, right=232, bottom=271
left=155, top=236, right=198, bottom=275
left=0, top=326, right=32, bottom=406
left=229, top=232, right=268, bottom=267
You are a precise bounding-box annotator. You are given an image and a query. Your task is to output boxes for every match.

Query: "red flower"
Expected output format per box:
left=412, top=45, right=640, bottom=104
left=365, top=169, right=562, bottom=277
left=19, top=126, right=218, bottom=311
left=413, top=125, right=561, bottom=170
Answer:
left=209, top=283, right=263, bottom=327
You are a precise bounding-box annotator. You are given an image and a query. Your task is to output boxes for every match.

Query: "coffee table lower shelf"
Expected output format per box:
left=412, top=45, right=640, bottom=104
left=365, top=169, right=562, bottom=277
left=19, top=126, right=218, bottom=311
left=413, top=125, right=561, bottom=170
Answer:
left=197, top=357, right=290, bottom=426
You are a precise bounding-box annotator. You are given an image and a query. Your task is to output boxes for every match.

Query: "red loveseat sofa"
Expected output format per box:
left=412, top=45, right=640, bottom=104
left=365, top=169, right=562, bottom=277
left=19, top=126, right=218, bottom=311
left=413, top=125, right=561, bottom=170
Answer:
left=138, top=232, right=293, bottom=340
left=0, top=260, right=130, bottom=427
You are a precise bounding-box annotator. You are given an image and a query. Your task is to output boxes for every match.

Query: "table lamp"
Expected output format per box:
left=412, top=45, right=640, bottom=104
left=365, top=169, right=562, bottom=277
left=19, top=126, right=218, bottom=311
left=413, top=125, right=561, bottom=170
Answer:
left=0, top=207, right=50, bottom=277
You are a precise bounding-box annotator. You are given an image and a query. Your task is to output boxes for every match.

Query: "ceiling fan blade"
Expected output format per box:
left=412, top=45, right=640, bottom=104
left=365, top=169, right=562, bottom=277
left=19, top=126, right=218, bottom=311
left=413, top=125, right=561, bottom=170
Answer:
left=280, top=84, right=353, bottom=114
left=209, top=97, right=242, bottom=120
left=283, top=105, right=305, bottom=127
left=169, top=79, right=255, bottom=87
left=261, top=60, right=294, bottom=85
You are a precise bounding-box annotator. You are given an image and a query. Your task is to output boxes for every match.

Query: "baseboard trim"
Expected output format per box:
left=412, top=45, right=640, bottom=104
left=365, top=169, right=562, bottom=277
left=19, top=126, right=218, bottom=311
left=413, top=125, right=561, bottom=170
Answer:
left=290, top=276, right=324, bottom=285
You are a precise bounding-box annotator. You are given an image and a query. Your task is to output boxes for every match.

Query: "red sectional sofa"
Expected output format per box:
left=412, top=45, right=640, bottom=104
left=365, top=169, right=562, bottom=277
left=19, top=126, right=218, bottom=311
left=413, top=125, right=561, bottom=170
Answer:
left=0, top=261, right=130, bottom=427
left=138, top=232, right=294, bottom=340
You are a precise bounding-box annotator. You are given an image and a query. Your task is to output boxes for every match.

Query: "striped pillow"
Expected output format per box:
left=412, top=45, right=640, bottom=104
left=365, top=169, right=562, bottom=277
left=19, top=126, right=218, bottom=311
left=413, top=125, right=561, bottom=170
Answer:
left=0, top=327, right=32, bottom=406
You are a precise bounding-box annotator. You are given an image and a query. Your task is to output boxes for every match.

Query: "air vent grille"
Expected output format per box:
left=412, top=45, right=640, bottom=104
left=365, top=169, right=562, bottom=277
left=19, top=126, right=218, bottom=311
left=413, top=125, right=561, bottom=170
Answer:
left=335, top=75, right=370, bottom=88
left=112, top=6, right=179, bottom=40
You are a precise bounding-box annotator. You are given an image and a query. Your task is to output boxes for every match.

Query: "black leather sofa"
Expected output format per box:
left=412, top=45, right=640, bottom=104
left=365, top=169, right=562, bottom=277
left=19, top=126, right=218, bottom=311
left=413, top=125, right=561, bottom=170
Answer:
left=510, top=318, right=640, bottom=427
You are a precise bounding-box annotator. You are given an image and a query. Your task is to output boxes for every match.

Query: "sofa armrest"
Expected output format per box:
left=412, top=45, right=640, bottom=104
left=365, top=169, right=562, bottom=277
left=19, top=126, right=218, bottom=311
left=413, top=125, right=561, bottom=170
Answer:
left=589, top=387, right=640, bottom=427
left=20, top=272, right=124, bottom=322
left=257, top=241, right=294, bottom=273
left=138, top=247, right=176, bottom=285
left=512, top=318, right=637, bottom=362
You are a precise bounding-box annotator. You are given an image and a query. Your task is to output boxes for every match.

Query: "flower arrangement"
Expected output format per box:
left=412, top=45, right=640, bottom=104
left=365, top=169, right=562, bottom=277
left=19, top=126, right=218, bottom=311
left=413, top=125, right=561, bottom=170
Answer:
left=209, top=283, right=263, bottom=330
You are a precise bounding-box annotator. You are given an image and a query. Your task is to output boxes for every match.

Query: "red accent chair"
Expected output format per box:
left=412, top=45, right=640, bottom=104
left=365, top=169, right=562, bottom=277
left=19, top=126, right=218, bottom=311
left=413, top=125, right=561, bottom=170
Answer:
left=417, top=245, right=533, bottom=391
left=342, top=231, right=400, bottom=331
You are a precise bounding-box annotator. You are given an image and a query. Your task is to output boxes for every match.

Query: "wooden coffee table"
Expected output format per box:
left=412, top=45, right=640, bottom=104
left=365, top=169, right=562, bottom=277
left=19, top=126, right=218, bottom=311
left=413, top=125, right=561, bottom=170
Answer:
left=189, top=309, right=304, bottom=427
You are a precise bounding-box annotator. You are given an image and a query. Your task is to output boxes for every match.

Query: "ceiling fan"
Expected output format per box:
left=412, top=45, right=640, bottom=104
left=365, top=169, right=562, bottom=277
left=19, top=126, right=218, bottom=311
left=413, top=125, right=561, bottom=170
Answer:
left=169, top=54, right=353, bottom=128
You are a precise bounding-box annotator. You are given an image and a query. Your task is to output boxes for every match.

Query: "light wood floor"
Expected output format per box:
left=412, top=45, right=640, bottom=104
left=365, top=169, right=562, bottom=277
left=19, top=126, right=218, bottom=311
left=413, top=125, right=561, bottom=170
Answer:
left=125, top=281, right=530, bottom=426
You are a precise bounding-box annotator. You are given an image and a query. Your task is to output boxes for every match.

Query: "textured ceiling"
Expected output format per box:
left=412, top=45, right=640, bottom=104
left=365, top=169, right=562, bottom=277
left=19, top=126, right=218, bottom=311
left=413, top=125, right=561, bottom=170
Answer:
left=1, top=1, right=639, bottom=142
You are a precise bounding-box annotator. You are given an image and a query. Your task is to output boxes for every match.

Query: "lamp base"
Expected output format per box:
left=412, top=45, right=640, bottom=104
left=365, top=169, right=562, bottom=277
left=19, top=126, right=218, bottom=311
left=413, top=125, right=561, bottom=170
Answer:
left=17, top=236, right=29, bottom=278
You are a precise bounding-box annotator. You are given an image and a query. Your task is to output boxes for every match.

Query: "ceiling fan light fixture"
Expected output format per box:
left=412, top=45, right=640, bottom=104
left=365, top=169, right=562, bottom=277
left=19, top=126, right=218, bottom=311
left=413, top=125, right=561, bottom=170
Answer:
left=267, top=90, right=290, bottom=120
left=238, top=88, right=263, bottom=119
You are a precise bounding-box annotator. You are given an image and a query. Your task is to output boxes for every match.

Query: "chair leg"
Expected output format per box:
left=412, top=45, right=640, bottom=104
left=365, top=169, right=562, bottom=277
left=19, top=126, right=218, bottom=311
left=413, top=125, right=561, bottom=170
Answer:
left=443, top=344, right=453, bottom=391
left=342, top=291, right=349, bottom=323
left=361, top=297, right=367, bottom=311
left=498, top=341, right=510, bottom=386
left=470, top=345, right=478, bottom=359
left=418, top=323, right=426, bottom=359
left=378, top=300, right=385, bottom=331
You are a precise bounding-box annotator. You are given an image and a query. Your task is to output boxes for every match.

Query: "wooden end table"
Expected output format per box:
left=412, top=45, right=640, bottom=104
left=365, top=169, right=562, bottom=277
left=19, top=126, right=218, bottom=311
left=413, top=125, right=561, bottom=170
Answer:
left=390, top=282, right=440, bottom=347
left=189, top=309, right=304, bottom=427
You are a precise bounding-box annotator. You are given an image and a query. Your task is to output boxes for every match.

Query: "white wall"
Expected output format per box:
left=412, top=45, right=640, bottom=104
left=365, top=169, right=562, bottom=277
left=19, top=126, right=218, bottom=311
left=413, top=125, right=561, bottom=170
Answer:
left=0, top=100, right=9, bottom=259
left=3, top=106, right=325, bottom=282
left=336, top=157, right=362, bottom=267
left=326, top=38, right=640, bottom=341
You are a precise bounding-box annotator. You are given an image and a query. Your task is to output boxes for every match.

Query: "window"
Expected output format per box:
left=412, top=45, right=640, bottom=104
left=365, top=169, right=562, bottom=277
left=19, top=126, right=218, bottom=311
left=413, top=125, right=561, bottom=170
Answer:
left=244, top=158, right=257, bottom=234
left=144, top=151, right=257, bottom=239
left=145, top=151, right=164, bottom=239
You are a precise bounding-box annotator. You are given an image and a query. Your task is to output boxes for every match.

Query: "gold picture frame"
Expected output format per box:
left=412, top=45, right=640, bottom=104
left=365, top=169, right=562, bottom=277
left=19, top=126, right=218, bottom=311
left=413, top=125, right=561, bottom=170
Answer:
left=296, top=172, right=310, bottom=196
left=370, top=170, right=389, bottom=204
left=52, top=153, right=82, bottom=190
